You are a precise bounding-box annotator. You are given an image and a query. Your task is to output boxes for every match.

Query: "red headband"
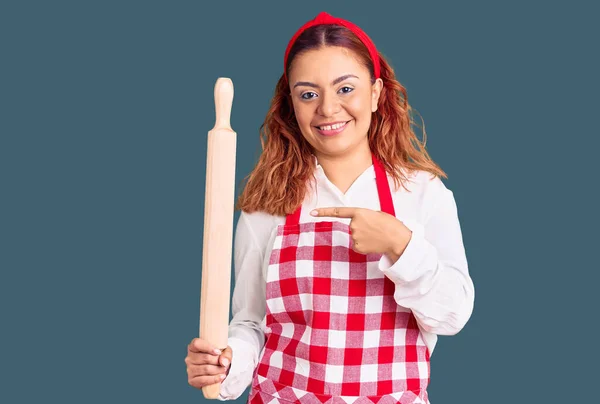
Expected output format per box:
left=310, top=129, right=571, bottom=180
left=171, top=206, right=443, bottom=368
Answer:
left=283, top=12, right=381, bottom=82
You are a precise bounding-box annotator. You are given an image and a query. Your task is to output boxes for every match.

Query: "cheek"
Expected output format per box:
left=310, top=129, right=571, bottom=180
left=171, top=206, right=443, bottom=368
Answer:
left=292, top=106, right=314, bottom=140
left=347, top=97, right=372, bottom=124
left=347, top=94, right=371, bottom=116
left=295, top=106, right=314, bottom=129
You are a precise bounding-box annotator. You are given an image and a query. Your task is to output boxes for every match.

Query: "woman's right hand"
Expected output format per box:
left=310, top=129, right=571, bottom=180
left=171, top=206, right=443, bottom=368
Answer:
left=185, top=338, right=232, bottom=390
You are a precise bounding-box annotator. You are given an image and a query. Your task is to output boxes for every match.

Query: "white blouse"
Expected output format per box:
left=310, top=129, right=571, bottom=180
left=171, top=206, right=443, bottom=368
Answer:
left=218, top=161, right=475, bottom=400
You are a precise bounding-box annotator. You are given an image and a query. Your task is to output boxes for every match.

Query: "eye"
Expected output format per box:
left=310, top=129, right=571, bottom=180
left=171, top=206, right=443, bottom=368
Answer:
left=339, top=86, right=354, bottom=94
left=301, top=92, right=317, bottom=100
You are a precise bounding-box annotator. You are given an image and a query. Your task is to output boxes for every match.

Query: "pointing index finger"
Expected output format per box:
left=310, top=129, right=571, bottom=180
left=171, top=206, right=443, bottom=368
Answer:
left=310, top=207, right=357, bottom=218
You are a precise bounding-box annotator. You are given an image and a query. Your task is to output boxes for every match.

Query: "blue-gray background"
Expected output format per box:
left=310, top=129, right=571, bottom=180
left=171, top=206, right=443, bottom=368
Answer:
left=2, top=1, right=598, bottom=403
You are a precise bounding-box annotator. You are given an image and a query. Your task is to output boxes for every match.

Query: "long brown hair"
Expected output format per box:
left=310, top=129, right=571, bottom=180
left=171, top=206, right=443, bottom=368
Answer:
left=236, top=24, right=447, bottom=216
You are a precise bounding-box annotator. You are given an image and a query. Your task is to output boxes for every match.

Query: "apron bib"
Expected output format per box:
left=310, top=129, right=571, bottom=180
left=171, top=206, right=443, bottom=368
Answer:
left=249, top=155, right=430, bottom=404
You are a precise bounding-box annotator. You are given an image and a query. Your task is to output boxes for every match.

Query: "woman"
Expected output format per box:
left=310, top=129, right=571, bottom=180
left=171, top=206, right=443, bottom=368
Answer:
left=186, top=11, right=475, bottom=403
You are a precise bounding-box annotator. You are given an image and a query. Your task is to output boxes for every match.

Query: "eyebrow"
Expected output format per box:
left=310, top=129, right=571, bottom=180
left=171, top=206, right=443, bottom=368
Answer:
left=293, top=74, right=359, bottom=89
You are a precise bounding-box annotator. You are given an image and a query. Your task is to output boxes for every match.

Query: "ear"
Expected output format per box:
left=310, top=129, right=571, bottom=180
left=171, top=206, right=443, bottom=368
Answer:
left=371, top=78, right=383, bottom=113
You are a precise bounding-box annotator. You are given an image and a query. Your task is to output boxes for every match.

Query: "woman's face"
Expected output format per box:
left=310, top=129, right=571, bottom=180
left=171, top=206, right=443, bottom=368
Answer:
left=288, top=46, right=383, bottom=160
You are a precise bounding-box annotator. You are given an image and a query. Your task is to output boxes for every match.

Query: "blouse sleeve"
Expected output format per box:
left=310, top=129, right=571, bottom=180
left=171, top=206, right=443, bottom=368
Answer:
left=378, top=176, right=475, bottom=336
left=218, top=212, right=267, bottom=400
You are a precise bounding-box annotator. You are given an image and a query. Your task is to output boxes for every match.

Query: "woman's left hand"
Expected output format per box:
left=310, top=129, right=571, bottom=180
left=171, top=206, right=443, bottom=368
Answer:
left=310, top=207, right=412, bottom=261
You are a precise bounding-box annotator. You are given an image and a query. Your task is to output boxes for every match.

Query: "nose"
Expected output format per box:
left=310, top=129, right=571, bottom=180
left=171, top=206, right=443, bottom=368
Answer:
left=317, top=91, right=341, bottom=117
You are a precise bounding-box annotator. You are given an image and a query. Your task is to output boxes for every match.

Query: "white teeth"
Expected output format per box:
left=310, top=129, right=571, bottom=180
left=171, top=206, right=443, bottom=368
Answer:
left=319, top=122, right=347, bottom=130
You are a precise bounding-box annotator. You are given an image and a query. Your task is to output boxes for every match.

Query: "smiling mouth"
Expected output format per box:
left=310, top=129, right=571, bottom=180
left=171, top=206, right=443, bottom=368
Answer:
left=315, top=121, right=351, bottom=130
left=314, top=120, right=351, bottom=137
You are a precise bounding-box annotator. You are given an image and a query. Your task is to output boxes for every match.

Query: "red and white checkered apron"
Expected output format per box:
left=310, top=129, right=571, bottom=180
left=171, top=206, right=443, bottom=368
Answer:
left=249, top=155, right=430, bottom=404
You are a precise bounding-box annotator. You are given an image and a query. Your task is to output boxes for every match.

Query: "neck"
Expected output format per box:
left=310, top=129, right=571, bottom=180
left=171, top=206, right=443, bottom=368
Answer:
left=315, top=144, right=372, bottom=195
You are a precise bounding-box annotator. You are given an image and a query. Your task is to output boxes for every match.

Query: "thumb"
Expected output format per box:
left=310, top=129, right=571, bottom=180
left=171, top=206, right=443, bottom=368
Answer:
left=218, top=346, right=233, bottom=368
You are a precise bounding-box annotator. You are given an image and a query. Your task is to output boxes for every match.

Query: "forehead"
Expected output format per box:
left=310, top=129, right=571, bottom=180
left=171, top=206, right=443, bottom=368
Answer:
left=289, top=46, right=367, bottom=81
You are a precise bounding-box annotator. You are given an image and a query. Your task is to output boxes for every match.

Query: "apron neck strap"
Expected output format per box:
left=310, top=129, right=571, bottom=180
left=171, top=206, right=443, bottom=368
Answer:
left=285, top=153, right=395, bottom=226
left=373, top=155, right=396, bottom=217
